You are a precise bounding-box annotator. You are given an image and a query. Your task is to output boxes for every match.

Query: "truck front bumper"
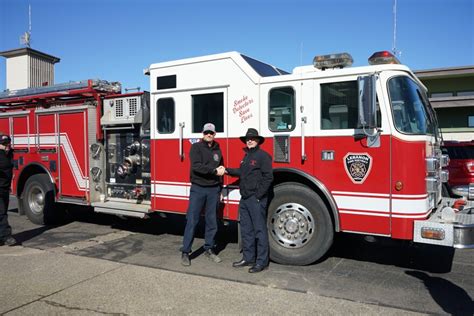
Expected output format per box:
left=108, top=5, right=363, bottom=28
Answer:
left=413, top=198, right=474, bottom=248
left=451, top=183, right=474, bottom=200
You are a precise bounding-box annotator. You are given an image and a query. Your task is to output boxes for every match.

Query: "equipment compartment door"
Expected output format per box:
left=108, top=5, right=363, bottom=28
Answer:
left=58, top=110, right=89, bottom=198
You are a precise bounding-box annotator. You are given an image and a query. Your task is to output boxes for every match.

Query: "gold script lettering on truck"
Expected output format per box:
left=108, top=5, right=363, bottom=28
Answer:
left=0, top=51, right=472, bottom=265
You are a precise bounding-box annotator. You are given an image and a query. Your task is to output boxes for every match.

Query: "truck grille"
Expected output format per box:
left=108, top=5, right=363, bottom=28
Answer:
left=274, top=135, right=290, bottom=163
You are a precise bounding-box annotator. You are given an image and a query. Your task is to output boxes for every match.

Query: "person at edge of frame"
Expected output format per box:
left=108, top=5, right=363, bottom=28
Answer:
left=180, top=123, right=225, bottom=266
left=0, top=132, right=19, bottom=247
left=225, top=128, right=273, bottom=273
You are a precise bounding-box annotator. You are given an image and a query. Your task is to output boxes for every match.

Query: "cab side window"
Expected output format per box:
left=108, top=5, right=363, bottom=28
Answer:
left=192, top=92, right=224, bottom=133
left=269, top=87, right=295, bottom=132
left=157, top=98, right=175, bottom=134
left=321, top=81, right=381, bottom=129
left=321, top=81, right=358, bottom=129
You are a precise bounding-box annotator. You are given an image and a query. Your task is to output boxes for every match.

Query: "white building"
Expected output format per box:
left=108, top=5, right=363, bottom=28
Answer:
left=0, top=47, right=60, bottom=91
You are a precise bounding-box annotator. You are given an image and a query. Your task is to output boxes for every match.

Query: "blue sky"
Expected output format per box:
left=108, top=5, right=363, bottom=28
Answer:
left=1, top=0, right=473, bottom=91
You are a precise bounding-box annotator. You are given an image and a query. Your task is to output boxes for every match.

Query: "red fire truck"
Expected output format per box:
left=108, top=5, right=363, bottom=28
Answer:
left=1, top=51, right=472, bottom=265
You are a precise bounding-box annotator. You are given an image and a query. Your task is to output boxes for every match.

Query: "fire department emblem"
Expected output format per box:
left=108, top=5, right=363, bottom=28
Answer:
left=213, top=153, right=220, bottom=162
left=343, top=153, right=373, bottom=184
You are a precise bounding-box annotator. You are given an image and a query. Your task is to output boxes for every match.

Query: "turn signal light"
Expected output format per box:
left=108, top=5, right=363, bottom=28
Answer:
left=421, top=227, right=445, bottom=240
left=395, top=181, right=403, bottom=191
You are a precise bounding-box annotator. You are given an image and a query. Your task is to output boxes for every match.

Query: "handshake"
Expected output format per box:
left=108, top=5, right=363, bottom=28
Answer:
left=215, top=165, right=227, bottom=176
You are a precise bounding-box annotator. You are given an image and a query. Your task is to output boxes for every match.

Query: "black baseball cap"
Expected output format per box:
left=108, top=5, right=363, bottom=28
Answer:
left=0, top=134, right=11, bottom=145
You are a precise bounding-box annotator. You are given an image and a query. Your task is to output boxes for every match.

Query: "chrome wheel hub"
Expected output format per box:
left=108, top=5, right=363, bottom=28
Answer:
left=270, top=202, right=315, bottom=248
left=28, top=185, right=45, bottom=215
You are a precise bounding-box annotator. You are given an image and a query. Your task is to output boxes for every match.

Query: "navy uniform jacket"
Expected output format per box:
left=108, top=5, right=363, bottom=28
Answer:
left=227, top=146, right=273, bottom=200
left=189, top=140, right=223, bottom=187
left=0, top=149, right=13, bottom=193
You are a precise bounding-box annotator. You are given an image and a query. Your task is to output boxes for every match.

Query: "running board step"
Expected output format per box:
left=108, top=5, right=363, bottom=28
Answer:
left=92, top=201, right=151, bottom=219
left=58, top=196, right=88, bottom=205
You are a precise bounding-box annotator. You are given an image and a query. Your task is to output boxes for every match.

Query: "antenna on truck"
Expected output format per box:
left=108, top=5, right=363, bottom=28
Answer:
left=392, top=0, right=401, bottom=58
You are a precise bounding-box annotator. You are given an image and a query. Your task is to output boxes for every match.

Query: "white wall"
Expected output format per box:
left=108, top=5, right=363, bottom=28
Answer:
left=6, top=55, right=28, bottom=90
left=5, top=53, right=55, bottom=90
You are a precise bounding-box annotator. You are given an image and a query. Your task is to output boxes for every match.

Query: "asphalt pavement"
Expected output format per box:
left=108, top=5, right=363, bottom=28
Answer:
left=1, top=245, right=426, bottom=315
left=1, top=197, right=473, bottom=315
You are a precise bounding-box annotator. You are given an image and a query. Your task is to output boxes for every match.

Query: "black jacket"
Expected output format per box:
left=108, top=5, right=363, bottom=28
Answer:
left=0, top=149, right=13, bottom=192
left=189, top=140, right=223, bottom=187
left=227, top=146, right=273, bottom=200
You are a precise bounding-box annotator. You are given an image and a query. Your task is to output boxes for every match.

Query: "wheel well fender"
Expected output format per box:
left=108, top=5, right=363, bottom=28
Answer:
left=16, top=163, right=56, bottom=200
left=273, top=168, right=340, bottom=232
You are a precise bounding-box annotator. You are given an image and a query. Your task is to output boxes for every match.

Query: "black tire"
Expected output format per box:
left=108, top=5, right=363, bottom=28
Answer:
left=267, top=182, right=334, bottom=265
left=22, top=174, right=56, bottom=225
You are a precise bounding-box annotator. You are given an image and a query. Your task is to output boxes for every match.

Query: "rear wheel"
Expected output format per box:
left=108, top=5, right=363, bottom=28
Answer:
left=22, top=174, right=56, bottom=225
left=267, top=182, right=334, bottom=265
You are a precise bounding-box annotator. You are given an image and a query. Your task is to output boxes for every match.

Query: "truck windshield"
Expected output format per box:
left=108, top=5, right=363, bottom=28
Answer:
left=388, top=76, right=436, bottom=135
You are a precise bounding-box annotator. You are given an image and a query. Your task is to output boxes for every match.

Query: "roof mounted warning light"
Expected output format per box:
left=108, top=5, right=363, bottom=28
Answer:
left=313, top=53, right=353, bottom=70
left=368, top=51, right=401, bottom=65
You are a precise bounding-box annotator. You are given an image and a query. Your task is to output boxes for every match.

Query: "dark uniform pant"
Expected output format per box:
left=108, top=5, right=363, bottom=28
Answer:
left=239, top=196, right=269, bottom=266
left=181, top=184, right=220, bottom=254
left=0, top=191, right=12, bottom=240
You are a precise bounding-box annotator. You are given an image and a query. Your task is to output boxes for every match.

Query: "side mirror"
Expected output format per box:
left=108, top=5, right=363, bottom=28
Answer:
left=358, top=75, right=377, bottom=129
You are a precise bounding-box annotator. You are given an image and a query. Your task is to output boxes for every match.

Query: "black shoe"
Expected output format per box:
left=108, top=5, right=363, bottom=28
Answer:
left=249, top=264, right=268, bottom=273
left=1, top=236, right=18, bottom=247
left=232, top=259, right=255, bottom=268
left=181, top=252, right=191, bottom=266
left=204, top=249, right=222, bottom=263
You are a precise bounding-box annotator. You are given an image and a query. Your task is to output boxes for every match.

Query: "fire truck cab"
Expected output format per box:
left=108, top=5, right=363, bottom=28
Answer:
left=1, top=51, right=473, bottom=265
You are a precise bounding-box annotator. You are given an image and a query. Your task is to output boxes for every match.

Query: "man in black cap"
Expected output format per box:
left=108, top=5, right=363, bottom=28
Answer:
left=0, top=133, right=17, bottom=246
left=180, top=123, right=225, bottom=266
left=226, top=128, right=273, bottom=273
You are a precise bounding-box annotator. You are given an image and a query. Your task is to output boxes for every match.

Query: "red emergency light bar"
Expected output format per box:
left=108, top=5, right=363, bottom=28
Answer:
left=368, top=51, right=401, bottom=65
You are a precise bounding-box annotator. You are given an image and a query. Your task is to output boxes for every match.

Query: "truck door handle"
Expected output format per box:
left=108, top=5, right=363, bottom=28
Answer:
left=301, top=116, right=307, bottom=162
left=179, top=122, right=185, bottom=161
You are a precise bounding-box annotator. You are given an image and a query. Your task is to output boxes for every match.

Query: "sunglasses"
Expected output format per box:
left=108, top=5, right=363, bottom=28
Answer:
left=246, top=138, right=258, bottom=142
left=203, top=131, right=215, bottom=135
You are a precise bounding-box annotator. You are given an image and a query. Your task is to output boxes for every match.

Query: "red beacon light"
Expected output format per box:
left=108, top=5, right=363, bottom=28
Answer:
left=368, top=51, right=401, bottom=65
left=313, top=53, right=353, bottom=70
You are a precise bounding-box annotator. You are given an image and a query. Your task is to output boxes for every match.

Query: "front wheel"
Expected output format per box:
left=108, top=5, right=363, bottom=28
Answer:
left=22, top=174, right=56, bottom=225
left=267, top=182, right=334, bottom=265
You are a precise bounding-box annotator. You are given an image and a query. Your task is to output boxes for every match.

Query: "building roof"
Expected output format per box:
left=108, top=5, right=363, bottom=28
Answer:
left=414, top=66, right=474, bottom=109
left=414, top=65, right=474, bottom=79
left=0, top=47, right=60, bottom=63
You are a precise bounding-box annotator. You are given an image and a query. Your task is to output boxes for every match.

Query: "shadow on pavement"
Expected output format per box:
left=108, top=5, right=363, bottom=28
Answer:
left=327, top=233, right=455, bottom=273
left=58, top=207, right=237, bottom=261
left=12, top=225, right=54, bottom=244
left=7, top=206, right=55, bottom=245
left=406, top=270, right=474, bottom=315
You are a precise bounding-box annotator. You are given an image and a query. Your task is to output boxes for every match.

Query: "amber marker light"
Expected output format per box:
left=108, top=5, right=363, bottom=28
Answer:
left=395, top=181, right=403, bottom=191
left=421, top=227, right=445, bottom=240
